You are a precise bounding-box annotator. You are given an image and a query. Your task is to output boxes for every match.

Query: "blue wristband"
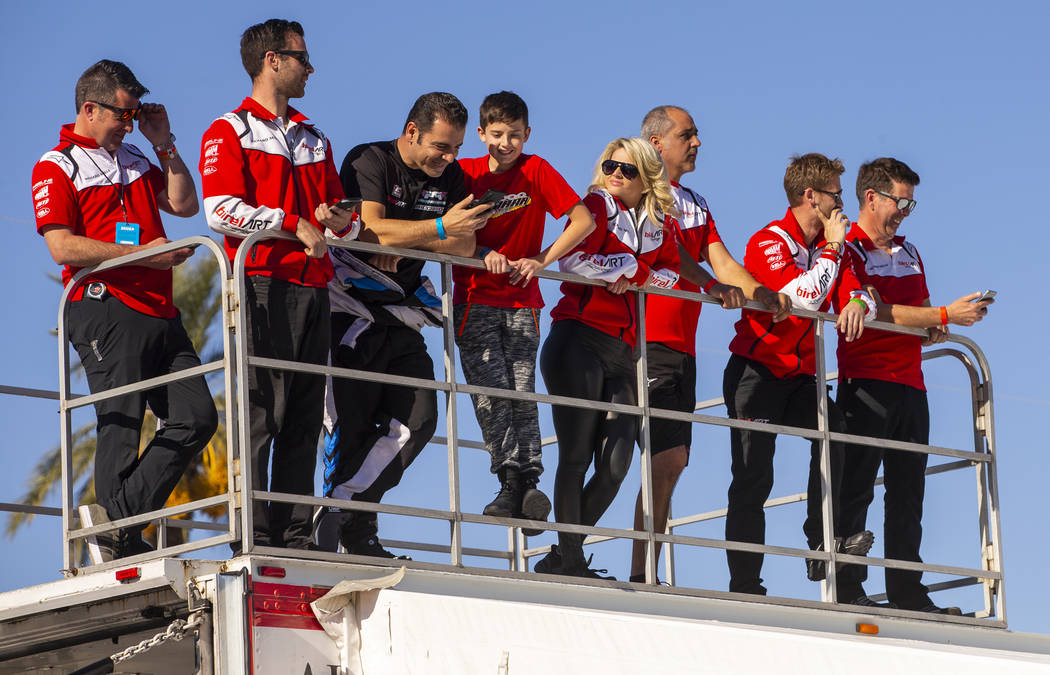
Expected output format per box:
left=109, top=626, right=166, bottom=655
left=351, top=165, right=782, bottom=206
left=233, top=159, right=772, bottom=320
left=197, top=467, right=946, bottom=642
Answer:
left=436, top=216, right=447, bottom=240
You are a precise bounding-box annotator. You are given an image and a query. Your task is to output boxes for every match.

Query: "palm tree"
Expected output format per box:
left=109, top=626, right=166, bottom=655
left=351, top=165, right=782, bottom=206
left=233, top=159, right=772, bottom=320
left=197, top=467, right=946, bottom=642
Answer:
left=5, top=253, right=230, bottom=552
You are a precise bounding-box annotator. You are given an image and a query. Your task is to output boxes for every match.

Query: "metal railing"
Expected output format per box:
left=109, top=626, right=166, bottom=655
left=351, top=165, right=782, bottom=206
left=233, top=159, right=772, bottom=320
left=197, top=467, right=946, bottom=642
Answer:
left=2, top=230, right=1003, bottom=625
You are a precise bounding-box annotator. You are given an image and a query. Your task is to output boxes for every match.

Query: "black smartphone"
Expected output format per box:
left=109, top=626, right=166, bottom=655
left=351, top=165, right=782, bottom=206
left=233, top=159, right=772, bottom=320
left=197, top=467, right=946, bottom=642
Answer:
left=332, top=198, right=361, bottom=212
left=469, top=190, right=505, bottom=209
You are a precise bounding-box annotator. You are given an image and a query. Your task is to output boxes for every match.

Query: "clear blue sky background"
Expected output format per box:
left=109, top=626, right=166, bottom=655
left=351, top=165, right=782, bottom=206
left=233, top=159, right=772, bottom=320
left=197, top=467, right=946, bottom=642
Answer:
left=1, top=0, right=1047, bottom=635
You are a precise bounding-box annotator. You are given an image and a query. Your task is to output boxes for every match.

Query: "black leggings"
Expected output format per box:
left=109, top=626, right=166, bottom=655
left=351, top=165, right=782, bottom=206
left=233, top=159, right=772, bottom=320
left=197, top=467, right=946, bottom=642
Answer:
left=540, top=320, right=637, bottom=567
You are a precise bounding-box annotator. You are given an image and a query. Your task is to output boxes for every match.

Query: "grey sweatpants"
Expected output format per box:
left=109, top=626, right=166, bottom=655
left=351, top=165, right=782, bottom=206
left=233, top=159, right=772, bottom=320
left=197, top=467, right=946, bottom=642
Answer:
left=453, top=303, right=543, bottom=475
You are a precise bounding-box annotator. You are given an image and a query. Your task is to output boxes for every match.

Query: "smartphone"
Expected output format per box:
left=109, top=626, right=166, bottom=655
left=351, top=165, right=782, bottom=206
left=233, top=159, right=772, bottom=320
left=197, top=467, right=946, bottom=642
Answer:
left=469, top=190, right=505, bottom=209
left=975, top=290, right=997, bottom=303
left=332, top=198, right=361, bottom=212
left=184, top=242, right=202, bottom=250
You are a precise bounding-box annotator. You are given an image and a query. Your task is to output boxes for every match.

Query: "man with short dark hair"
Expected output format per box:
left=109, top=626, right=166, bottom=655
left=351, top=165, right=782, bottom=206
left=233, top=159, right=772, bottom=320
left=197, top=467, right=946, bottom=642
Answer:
left=722, top=153, right=876, bottom=596
left=629, top=105, right=790, bottom=583
left=200, top=19, right=356, bottom=551
left=33, top=59, right=218, bottom=562
left=317, top=92, right=491, bottom=558
left=833, top=157, right=990, bottom=613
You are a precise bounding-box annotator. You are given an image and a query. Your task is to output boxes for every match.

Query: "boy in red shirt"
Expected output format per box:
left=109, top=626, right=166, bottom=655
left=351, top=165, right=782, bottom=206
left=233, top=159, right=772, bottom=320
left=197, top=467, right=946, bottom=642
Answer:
left=454, top=92, right=595, bottom=530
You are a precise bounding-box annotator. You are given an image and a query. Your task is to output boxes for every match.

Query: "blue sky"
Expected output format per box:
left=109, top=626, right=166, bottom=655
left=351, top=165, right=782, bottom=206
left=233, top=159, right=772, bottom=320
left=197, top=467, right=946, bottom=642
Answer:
left=1, top=0, right=1047, bottom=634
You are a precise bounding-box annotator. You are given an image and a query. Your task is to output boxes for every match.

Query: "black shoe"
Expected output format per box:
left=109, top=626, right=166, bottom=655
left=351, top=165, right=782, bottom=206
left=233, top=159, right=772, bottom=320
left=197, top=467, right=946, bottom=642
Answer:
left=807, top=530, right=874, bottom=581
left=562, top=555, right=616, bottom=581
left=847, top=595, right=897, bottom=609
left=518, top=474, right=551, bottom=537
left=913, top=603, right=962, bottom=616
left=344, top=534, right=411, bottom=560
left=533, top=545, right=563, bottom=574
left=629, top=573, right=666, bottom=585
left=484, top=469, right=522, bottom=518
left=120, top=532, right=155, bottom=558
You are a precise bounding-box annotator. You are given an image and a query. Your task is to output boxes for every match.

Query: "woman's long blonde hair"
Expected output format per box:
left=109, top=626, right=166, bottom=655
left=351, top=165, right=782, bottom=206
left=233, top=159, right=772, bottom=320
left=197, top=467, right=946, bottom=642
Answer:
left=587, top=137, right=678, bottom=222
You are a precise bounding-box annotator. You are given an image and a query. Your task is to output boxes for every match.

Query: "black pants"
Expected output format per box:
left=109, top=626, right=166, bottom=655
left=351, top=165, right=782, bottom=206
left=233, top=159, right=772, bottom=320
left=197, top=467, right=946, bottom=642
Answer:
left=68, top=295, right=217, bottom=530
left=540, top=320, right=637, bottom=568
left=722, top=354, right=845, bottom=595
left=836, top=378, right=932, bottom=608
left=323, top=318, right=437, bottom=542
left=245, top=276, right=330, bottom=548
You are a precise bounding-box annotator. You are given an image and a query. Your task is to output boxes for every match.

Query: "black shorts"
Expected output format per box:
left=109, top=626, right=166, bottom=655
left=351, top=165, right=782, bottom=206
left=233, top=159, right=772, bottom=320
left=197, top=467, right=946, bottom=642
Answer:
left=644, top=342, right=696, bottom=456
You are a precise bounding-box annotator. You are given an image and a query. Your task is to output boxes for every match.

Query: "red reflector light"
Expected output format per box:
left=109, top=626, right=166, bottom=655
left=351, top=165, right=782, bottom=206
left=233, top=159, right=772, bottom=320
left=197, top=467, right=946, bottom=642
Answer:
left=258, top=566, right=286, bottom=578
left=115, top=567, right=140, bottom=582
left=857, top=622, right=879, bottom=635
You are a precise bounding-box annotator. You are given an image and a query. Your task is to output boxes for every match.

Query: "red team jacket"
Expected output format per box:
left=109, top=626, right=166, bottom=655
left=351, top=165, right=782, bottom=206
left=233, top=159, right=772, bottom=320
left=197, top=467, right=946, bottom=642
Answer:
left=454, top=154, right=580, bottom=308
left=200, top=97, right=344, bottom=287
left=835, top=224, right=930, bottom=391
left=551, top=190, right=680, bottom=347
left=729, top=208, right=872, bottom=378
left=645, top=182, right=722, bottom=357
left=32, top=124, right=176, bottom=318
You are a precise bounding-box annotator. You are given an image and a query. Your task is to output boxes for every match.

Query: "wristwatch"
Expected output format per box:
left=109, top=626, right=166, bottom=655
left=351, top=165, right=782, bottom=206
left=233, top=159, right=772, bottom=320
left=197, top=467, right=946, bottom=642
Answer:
left=153, top=133, right=177, bottom=160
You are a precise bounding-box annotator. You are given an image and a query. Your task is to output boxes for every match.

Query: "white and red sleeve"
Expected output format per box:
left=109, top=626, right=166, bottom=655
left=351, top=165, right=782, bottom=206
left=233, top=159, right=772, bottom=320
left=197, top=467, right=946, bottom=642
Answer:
left=744, top=229, right=840, bottom=311
left=559, top=193, right=646, bottom=284
left=31, top=159, right=77, bottom=233
left=200, top=118, right=299, bottom=238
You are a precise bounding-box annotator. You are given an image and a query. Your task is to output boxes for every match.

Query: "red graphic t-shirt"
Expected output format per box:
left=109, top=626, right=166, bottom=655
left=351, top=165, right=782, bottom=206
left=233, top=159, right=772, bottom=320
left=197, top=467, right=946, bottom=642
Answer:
left=454, top=154, right=580, bottom=308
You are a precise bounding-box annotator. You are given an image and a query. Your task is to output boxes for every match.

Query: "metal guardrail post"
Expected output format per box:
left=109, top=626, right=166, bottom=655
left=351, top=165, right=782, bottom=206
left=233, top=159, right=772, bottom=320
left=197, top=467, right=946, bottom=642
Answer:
left=440, top=260, right=464, bottom=567
left=231, top=239, right=255, bottom=556
left=636, top=289, right=658, bottom=585
left=54, top=236, right=238, bottom=571
left=813, top=317, right=838, bottom=603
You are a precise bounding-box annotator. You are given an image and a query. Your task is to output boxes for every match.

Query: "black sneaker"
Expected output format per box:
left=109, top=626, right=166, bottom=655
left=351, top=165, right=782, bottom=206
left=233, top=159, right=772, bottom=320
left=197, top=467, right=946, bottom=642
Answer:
left=563, top=555, right=616, bottom=581
left=629, top=573, right=666, bottom=585
left=533, top=545, right=563, bottom=574
left=344, top=535, right=411, bottom=560
left=914, top=603, right=962, bottom=616
left=120, top=532, right=155, bottom=558
left=484, top=469, right=522, bottom=518
left=518, top=474, right=551, bottom=537
left=807, top=530, right=874, bottom=581
left=847, top=595, right=897, bottom=609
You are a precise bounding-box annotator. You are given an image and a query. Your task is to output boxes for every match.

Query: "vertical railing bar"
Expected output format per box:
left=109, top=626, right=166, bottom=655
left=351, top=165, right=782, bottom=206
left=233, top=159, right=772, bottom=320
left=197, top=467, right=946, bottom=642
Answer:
left=57, top=293, right=74, bottom=575
left=231, top=240, right=255, bottom=555
left=440, top=260, right=464, bottom=567
left=636, top=288, right=658, bottom=585
left=813, top=317, right=837, bottom=603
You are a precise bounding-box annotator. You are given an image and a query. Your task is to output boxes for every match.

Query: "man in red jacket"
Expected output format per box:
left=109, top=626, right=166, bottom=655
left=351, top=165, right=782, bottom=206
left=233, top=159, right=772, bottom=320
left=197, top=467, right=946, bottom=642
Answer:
left=200, top=19, right=356, bottom=551
left=723, top=153, right=875, bottom=597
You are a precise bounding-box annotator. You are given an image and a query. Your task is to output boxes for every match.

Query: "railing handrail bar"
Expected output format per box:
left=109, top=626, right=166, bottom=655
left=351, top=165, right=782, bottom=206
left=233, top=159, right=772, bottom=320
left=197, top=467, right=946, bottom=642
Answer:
left=56, top=234, right=238, bottom=572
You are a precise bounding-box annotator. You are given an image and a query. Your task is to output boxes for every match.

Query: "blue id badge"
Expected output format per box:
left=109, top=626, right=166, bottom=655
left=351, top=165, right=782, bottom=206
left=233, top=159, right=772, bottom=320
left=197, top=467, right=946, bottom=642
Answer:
left=115, top=222, right=140, bottom=245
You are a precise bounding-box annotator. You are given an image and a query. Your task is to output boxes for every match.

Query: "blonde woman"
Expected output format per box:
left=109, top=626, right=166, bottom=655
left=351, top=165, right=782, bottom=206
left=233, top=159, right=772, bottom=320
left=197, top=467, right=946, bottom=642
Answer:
left=535, top=138, right=681, bottom=578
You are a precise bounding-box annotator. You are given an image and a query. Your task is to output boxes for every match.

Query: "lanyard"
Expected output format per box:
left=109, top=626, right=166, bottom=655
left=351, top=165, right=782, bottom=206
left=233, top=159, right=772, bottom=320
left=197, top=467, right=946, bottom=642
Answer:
left=82, top=146, right=130, bottom=223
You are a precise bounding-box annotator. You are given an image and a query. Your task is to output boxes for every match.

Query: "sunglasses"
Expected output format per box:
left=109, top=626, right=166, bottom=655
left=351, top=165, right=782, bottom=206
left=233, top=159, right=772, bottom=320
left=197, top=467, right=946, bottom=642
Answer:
left=813, top=187, right=843, bottom=202
left=274, top=49, right=312, bottom=69
left=90, top=100, right=141, bottom=123
left=601, top=159, right=639, bottom=180
left=874, top=189, right=918, bottom=213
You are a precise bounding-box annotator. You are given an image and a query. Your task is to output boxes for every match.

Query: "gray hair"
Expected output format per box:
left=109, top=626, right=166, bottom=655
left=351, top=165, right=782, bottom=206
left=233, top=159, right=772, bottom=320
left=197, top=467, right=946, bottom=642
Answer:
left=640, top=105, right=688, bottom=143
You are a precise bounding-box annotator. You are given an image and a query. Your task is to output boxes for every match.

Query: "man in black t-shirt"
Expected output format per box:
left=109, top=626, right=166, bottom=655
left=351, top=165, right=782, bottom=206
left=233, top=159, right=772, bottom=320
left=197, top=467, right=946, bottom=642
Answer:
left=318, top=92, right=491, bottom=558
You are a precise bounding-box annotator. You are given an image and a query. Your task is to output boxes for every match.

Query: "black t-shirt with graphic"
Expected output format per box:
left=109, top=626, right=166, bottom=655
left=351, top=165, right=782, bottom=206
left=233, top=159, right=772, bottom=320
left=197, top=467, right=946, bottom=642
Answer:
left=339, top=140, right=466, bottom=302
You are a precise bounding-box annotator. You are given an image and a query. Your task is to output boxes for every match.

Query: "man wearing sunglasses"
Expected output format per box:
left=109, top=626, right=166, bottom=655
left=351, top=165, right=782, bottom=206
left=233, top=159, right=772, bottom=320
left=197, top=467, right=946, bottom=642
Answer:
left=832, top=157, right=991, bottom=613
left=31, top=59, right=218, bottom=562
left=200, top=19, right=357, bottom=552
left=629, top=106, right=792, bottom=584
left=722, top=153, right=878, bottom=597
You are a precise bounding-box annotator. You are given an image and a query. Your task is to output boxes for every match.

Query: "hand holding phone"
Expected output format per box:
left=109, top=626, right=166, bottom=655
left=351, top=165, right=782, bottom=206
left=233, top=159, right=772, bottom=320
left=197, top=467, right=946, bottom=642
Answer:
left=469, top=190, right=505, bottom=209
left=332, top=198, right=361, bottom=213
left=974, top=290, right=997, bottom=303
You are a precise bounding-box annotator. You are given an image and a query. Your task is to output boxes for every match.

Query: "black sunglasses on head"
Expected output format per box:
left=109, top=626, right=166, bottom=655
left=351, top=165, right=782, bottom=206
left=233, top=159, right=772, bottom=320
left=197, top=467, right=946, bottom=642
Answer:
left=90, top=100, right=141, bottom=122
left=274, top=49, right=312, bottom=69
left=601, top=159, right=639, bottom=180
